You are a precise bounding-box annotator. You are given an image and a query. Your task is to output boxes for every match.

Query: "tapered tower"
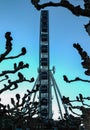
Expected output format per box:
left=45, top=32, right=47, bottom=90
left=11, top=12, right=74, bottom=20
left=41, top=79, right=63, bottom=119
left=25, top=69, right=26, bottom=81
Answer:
left=39, top=10, right=52, bottom=119
left=30, top=10, right=68, bottom=121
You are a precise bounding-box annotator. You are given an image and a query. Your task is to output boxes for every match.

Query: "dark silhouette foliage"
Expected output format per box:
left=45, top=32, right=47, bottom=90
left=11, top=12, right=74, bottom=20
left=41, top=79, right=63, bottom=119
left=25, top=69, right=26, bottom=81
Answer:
left=0, top=32, right=34, bottom=94
left=31, top=0, right=90, bottom=35
left=31, top=0, right=90, bottom=17
left=0, top=32, right=38, bottom=129
left=31, top=2, right=90, bottom=129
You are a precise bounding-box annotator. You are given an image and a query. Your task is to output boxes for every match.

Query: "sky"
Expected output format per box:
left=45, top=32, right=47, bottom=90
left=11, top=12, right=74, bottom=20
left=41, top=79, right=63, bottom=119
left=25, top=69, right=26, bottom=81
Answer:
left=0, top=0, right=90, bottom=119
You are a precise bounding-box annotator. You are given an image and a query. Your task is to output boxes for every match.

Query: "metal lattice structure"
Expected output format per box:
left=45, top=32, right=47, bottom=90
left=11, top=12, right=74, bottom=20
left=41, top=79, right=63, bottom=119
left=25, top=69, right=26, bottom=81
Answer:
left=39, top=10, right=52, bottom=119
left=31, top=10, right=69, bottom=120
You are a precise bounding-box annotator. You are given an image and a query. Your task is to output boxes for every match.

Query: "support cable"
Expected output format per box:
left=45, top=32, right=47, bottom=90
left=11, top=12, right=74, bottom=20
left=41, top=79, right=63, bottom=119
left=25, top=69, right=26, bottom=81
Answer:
left=50, top=71, right=69, bottom=117
left=50, top=71, right=63, bottom=119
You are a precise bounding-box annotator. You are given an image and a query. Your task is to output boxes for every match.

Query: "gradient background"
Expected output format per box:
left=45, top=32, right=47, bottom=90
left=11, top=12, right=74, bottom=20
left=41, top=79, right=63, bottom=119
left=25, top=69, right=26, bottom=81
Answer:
left=0, top=0, right=90, bottom=119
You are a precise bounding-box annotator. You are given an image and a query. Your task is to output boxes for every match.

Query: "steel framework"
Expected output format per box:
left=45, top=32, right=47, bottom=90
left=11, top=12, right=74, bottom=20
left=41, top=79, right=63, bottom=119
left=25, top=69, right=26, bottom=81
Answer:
left=31, top=10, right=68, bottom=120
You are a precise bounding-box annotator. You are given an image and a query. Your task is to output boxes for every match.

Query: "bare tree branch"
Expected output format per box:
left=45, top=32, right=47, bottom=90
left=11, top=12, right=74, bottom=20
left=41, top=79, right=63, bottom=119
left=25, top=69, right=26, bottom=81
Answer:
left=0, top=62, right=29, bottom=77
left=0, top=75, right=9, bottom=82
left=31, top=0, right=90, bottom=17
left=73, top=43, right=90, bottom=76
left=4, top=47, right=27, bottom=60
left=0, top=73, right=34, bottom=94
left=63, top=75, right=90, bottom=83
left=0, top=32, right=27, bottom=63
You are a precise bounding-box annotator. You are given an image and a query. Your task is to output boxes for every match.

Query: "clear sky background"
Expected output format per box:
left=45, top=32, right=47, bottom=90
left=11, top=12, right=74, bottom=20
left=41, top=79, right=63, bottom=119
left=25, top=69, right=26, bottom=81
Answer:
left=0, top=0, right=90, bottom=119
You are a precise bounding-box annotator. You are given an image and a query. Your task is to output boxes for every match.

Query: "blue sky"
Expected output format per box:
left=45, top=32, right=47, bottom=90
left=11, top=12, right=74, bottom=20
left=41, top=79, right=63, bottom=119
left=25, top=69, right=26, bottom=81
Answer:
left=0, top=0, right=90, bottom=119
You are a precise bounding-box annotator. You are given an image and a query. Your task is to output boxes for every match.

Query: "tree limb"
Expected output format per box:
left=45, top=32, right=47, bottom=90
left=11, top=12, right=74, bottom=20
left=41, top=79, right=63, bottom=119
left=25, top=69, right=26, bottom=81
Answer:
left=0, top=62, right=29, bottom=77
left=0, top=32, right=27, bottom=63
left=63, top=75, right=90, bottom=83
left=0, top=73, right=34, bottom=94
left=73, top=43, right=90, bottom=76
left=32, top=0, right=90, bottom=17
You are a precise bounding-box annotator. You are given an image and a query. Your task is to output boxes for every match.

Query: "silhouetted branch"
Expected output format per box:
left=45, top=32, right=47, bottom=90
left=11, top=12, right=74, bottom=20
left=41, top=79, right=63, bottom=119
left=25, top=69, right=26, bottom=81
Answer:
left=0, top=75, right=8, bottom=82
left=0, top=31, right=38, bottom=127
left=0, top=32, right=27, bottom=63
left=62, top=94, right=90, bottom=117
left=61, top=96, right=82, bottom=116
left=69, top=107, right=81, bottom=116
left=63, top=43, right=90, bottom=84
left=31, top=0, right=90, bottom=17
left=63, top=75, right=90, bottom=83
left=0, top=73, right=34, bottom=94
left=4, top=47, right=27, bottom=60
left=0, top=32, right=12, bottom=62
left=0, top=61, right=29, bottom=77
left=73, top=43, right=89, bottom=60
left=3, top=91, right=39, bottom=119
left=84, top=20, right=90, bottom=36
left=73, top=43, right=90, bottom=75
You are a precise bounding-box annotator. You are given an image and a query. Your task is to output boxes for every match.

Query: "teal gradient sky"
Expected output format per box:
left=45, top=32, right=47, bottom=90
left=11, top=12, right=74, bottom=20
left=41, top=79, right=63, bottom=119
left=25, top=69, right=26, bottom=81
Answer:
left=0, top=0, right=90, bottom=119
